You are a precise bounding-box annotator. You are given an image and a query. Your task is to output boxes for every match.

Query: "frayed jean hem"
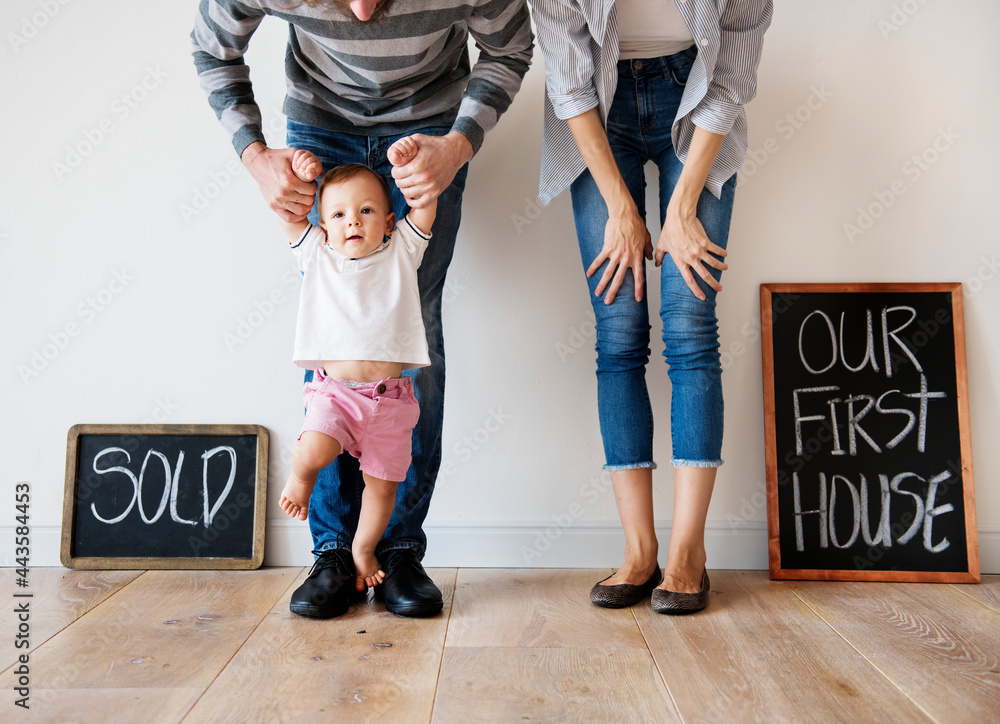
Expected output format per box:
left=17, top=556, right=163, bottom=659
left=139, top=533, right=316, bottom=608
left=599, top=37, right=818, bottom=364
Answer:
left=603, top=462, right=658, bottom=472
left=671, top=458, right=724, bottom=469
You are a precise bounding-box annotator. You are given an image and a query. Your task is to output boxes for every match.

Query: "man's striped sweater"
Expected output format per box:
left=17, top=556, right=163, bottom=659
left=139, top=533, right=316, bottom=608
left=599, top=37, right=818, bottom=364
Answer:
left=192, top=0, right=534, bottom=156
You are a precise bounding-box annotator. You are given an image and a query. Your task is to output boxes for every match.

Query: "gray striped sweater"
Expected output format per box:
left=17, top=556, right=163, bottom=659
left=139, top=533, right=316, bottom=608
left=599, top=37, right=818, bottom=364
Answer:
left=192, top=0, right=534, bottom=157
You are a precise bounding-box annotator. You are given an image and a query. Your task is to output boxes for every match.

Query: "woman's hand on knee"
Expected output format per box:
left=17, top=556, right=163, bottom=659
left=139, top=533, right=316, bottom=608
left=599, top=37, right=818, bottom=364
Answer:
left=654, top=207, right=728, bottom=301
left=588, top=205, right=653, bottom=305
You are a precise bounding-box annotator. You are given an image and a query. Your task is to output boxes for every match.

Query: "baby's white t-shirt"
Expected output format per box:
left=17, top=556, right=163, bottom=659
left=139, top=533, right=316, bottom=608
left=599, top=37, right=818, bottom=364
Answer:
left=289, top=216, right=431, bottom=370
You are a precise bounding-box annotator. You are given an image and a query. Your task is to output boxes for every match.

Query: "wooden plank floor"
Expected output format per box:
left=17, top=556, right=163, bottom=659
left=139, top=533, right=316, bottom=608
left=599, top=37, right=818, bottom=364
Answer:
left=4, top=569, right=997, bottom=723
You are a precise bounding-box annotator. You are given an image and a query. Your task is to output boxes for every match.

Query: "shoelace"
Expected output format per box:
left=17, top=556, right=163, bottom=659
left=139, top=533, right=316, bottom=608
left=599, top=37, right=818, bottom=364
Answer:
left=308, top=549, right=350, bottom=575
left=380, top=548, right=413, bottom=573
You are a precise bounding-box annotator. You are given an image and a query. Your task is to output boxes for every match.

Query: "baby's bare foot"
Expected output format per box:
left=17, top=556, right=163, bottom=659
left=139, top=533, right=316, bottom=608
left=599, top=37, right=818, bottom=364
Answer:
left=351, top=544, right=385, bottom=592
left=291, top=148, right=323, bottom=182
left=387, top=136, right=419, bottom=167
left=279, top=475, right=314, bottom=521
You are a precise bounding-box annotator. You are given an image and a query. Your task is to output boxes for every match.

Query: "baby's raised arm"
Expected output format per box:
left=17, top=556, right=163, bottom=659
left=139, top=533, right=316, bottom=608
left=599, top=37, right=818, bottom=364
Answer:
left=387, top=137, right=437, bottom=236
left=278, top=149, right=323, bottom=244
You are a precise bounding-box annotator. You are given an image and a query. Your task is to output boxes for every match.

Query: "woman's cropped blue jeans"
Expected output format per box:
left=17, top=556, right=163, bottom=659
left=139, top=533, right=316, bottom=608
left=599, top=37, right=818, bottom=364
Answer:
left=570, top=49, right=736, bottom=470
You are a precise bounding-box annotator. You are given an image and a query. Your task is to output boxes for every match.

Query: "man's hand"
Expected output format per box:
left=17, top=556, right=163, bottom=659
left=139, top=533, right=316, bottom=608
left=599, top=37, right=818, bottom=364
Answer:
left=387, top=136, right=438, bottom=234
left=389, top=131, right=473, bottom=209
left=242, top=142, right=318, bottom=222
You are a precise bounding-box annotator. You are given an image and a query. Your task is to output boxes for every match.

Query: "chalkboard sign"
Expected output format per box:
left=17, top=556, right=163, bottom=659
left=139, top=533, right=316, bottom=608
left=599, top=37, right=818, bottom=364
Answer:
left=61, top=424, right=268, bottom=569
left=760, top=283, right=979, bottom=582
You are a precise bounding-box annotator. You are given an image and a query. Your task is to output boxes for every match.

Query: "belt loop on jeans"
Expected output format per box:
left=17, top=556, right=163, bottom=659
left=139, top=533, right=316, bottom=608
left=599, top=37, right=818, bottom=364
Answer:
left=658, top=56, right=671, bottom=81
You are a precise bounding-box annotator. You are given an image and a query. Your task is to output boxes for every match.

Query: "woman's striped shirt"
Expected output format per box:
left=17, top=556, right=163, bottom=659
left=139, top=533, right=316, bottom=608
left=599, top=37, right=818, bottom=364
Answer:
left=531, top=0, right=772, bottom=203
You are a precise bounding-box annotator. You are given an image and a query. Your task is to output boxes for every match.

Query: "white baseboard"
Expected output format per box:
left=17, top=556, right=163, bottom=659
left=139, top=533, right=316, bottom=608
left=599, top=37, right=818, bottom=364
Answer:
left=7, top=521, right=999, bottom=574
left=263, top=519, right=773, bottom=568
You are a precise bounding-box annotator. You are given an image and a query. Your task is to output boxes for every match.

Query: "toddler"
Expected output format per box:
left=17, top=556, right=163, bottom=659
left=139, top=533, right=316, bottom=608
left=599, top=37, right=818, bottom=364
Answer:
left=276, top=137, right=435, bottom=592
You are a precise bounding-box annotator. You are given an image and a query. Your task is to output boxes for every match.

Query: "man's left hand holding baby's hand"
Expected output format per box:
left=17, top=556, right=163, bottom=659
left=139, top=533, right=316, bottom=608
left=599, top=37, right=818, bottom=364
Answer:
left=389, top=131, right=472, bottom=209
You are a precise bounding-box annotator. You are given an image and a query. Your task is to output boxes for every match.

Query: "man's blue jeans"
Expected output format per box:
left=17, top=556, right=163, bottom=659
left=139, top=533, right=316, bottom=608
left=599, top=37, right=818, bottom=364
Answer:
left=286, top=118, right=468, bottom=558
left=569, top=49, right=736, bottom=470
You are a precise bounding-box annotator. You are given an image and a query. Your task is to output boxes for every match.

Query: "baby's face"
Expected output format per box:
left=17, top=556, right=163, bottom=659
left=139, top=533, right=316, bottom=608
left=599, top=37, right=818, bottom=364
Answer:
left=319, top=174, right=395, bottom=258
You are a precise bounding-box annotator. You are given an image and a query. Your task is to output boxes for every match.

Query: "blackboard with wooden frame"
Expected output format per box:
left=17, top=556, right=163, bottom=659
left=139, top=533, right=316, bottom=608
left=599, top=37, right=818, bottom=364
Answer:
left=61, top=424, right=268, bottom=570
left=760, top=283, right=979, bottom=583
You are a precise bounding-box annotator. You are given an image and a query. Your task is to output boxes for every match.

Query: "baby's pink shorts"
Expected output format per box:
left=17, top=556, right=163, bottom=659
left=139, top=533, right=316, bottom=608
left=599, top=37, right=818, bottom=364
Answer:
left=299, top=368, right=420, bottom=482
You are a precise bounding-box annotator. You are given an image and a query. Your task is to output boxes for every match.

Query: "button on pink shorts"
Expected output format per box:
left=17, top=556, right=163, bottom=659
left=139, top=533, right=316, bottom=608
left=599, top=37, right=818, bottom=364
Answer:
left=299, top=368, right=420, bottom=483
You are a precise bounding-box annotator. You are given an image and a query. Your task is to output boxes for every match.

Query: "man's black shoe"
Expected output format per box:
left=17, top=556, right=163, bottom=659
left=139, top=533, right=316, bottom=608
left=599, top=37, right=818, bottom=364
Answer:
left=380, top=548, right=443, bottom=617
left=289, top=549, right=355, bottom=618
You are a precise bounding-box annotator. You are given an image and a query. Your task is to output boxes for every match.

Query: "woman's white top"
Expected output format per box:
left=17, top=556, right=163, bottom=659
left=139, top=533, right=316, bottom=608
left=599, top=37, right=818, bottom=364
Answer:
left=616, top=0, right=694, bottom=60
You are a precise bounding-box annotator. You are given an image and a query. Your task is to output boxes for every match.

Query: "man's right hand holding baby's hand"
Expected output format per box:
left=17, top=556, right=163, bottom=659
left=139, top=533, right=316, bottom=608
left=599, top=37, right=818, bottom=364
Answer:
left=291, top=149, right=323, bottom=183
left=242, top=142, right=320, bottom=222
left=271, top=148, right=323, bottom=243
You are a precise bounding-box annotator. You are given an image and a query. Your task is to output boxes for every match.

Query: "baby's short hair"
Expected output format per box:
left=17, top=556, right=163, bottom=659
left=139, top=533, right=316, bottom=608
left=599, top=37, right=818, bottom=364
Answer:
left=317, top=163, right=393, bottom=218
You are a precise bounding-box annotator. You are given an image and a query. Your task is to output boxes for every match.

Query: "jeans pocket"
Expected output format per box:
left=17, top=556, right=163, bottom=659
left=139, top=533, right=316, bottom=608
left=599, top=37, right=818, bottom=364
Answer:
left=606, top=82, right=636, bottom=138
left=666, top=45, right=697, bottom=86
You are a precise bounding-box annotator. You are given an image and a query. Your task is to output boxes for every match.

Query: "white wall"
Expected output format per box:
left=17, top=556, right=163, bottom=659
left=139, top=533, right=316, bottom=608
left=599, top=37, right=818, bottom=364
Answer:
left=2, top=0, right=997, bottom=573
